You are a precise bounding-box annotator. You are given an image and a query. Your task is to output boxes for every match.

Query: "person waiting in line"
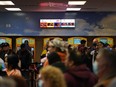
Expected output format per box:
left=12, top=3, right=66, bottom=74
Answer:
left=0, top=42, right=15, bottom=61
left=43, top=38, right=67, bottom=67
left=91, top=42, right=105, bottom=64
left=47, top=52, right=67, bottom=73
left=0, top=77, right=16, bottom=87
left=10, top=76, right=28, bottom=87
left=93, top=49, right=116, bottom=87
left=24, top=40, right=31, bottom=52
left=64, top=48, right=98, bottom=87
left=6, top=54, right=22, bottom=76
left=78, top=39, right=87, bottom=54
left=17, top=43, right=32, bottom=70
left=38, top=66, right=67, bottom=87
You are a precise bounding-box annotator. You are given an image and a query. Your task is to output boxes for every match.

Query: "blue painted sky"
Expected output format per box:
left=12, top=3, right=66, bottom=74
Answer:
left=0, top=12, right=116, bottom=36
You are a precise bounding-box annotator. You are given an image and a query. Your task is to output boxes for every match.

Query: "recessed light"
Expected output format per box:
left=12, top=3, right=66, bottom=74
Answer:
left=68, top=1, right=86, bottom=5
left=0, top=1, right=14, bottom=5
left=5, top=8, right=21, bottom=11
left=66, top=8, right=81, bottom=11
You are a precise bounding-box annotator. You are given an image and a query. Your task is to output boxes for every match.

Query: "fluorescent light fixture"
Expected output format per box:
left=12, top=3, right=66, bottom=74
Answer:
left=0, top=1, right=14, bottom=5
left=66, top=8, right=81, bottom=11
left=5, top=8, right=21, bottom=11
left=68, top=1, right=86, bottom=5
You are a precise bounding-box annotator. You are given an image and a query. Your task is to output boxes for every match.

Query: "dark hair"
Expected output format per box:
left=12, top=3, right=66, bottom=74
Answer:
left=7, top=54, right=19, bottom=70
left=68, top=48, right=83, bottom=66
left=47, top=52, right=61, bottom=65
left=2, top=42, right=10, bottom=47
left=81, top=40, right=86, bottom=44
left=20, top=44, right=26, bottom=49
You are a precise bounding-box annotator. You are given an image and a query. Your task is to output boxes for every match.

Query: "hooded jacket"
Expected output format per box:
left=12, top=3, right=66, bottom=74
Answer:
left=64, top=64, right=98, bottom=87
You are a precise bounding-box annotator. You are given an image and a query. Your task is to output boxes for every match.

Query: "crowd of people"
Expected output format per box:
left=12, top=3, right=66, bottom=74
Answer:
left=0, top=38, right=116, bottom=87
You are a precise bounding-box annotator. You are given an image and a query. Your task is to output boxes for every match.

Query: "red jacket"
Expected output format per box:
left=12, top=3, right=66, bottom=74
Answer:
left=64, top=64, right=98, bottom=87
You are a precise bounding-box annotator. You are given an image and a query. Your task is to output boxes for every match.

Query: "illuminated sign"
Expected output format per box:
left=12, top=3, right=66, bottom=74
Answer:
left=40, top=19, right=75, bottom=28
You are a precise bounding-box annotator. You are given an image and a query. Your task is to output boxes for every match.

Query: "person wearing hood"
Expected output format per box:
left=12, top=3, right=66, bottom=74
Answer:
left=64, top=48, right=98, bottom=87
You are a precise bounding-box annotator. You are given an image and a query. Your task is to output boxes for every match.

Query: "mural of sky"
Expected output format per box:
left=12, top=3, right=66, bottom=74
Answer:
left=0, top=12, right=116, bottom=36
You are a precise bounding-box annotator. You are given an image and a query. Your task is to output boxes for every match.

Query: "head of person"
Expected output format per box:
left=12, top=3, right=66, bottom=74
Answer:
left=47, top=38, right=66, bottom=53
left=96, top=42, right=104, bottom=50
left=95, top=48, right=116, bottom=79
left=10, top=76, right=28, bottom=87
left=24, top=40, right=29, bottom=45
left=20, top=44, right=26, bottom=51
left=2, top=42, right=10, bottom=52
left=39, top=66, right=66, bottom=87
left=80, top=40, right=86, bottom=45
left=65, top=48, right=83, bottom=68
left=47, top=52, right=61, bottom=65
left=0, top=77, right=16, bottom=87
left=6, top=54, right=19, bottom=70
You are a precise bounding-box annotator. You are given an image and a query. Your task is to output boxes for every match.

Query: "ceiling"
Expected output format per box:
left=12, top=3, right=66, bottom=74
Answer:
left=0, top=0, right=116, bottom=12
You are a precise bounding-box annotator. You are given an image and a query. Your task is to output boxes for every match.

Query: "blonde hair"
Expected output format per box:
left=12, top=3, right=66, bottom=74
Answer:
left=40, top=66, right=66, bottom=87
left=49, top=38, right=68, bottom=52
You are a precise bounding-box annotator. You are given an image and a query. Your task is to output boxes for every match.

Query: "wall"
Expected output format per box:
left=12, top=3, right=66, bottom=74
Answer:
left=0, top=12, right=116, bottom=36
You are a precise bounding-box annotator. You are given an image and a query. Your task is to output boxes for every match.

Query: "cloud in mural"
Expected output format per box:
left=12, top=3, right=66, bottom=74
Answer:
left=0, top=32, right=5, bottom=35
left=24, top=29, right=39, bottom=33
left=88, top=28, right=116, bottom=36
left=99, top=14, right=116, bottom=29
left=89, top=14, right=116, bottom=36
left=75, top=19, right=92, bottom=31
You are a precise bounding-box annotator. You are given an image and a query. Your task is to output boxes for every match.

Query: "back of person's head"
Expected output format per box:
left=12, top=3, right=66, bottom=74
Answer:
left=48, top=38, right=67, bottom=53
left=10, top=76, right=28, bottom=87
left=80, top=40, right=86, bottom=44
left=40, top=66, right=66, bottom=87
left=20, top=44, right=26, bottom=49
left=0, top=77, right=16, bottom=87
left=24, top=40, right=29, bottom=45
left=47, top=52, right=61, bottom=65
left=97, top=48, right=116, bottom=70
left=67, top=48, right=83, bottom=66
left=7, top=54, right=19, bottom=70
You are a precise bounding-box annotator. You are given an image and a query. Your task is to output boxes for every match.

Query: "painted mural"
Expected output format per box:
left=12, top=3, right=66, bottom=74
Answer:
left=0, top=12, right=116, bottom=36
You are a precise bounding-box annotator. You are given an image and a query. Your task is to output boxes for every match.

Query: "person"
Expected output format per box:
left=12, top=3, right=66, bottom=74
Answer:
left=0, top=77, right=16, bottom=87
left=39, top=66, right=67, bottom=87
left=43, top=38, right=67, bottom=67
left=64, top=48, right=98, bottom=87
left=93, top=49, right=116, bottom=87
left=91, top=42, right=105, bottom=63
left=17, top=43, right=32, bottom=70
left=24, top=40, right=31, bottom=52
left=6, top=54, right=22, bottom=76
left=0, top=42, right=14, bottom=61
left=78, top=39, right=87, bottom=54
left=47, top=52, right=67, bottom=73
left=10, top=76, right=28, bottom=87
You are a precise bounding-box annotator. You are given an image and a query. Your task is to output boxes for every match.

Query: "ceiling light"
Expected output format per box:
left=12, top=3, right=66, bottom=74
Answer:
left=68, top=1, right=86, bottom=5
left=0, top=1, right=14, bottom=5
left=66, top=8, right=81, bottom=11
left=5, top=8, right=21, bottom=11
